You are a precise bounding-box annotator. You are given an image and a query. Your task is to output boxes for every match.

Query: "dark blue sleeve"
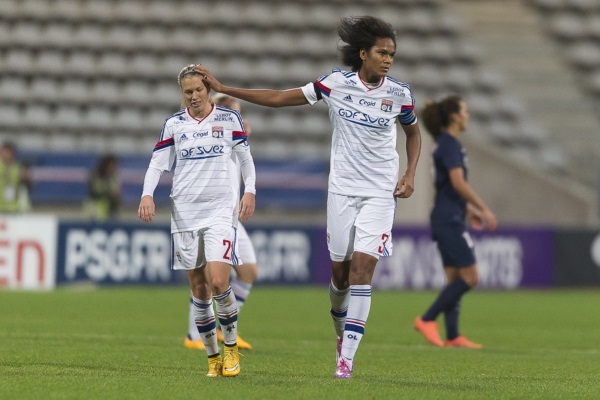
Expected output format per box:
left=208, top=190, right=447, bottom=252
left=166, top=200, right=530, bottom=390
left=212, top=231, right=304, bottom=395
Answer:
left=438, top=137, right=463, bottom=171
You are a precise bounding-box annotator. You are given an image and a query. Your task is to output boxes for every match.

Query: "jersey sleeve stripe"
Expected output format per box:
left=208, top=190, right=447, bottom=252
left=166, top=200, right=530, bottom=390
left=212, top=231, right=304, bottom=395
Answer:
left=316, top=81, right=331, bottom=97
left=153, top=138, right=174, bottom=151
left=232, top=131, right=247, bottom=140
left=398, top=111, right=416, bottom=125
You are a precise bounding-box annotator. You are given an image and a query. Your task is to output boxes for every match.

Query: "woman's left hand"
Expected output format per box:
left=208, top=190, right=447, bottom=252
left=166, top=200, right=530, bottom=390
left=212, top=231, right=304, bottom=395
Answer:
left=239, top=193, right=255, bottom=222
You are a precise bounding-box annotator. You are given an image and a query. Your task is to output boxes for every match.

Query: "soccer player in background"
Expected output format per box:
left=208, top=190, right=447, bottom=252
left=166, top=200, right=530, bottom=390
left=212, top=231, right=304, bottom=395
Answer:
left=414, top=95, right=497, bottom=349
left=138, top=65, right=256, bottom=377
left=184, top=93, right=257, bottom=351
left=195, top=16, right=422, bottom=379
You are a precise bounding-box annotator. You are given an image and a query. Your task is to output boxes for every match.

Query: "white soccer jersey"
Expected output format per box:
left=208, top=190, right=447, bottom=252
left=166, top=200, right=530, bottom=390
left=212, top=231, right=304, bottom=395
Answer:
left=301, top=69, right=417, bottom=198
left=148, top=105, right=255, bottom=233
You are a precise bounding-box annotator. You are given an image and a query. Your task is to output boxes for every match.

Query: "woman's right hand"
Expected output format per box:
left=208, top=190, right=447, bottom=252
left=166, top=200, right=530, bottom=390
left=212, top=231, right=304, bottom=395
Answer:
left=194, top=64, right=224, bottom=93
left=138, top=195, right=155, bottom=223
left=482, top=208, right=497, bottom=231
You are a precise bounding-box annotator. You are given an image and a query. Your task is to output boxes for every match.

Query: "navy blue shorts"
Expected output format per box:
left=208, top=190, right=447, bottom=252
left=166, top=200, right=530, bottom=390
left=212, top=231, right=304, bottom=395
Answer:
left=431, top=223, right=476, bottom=268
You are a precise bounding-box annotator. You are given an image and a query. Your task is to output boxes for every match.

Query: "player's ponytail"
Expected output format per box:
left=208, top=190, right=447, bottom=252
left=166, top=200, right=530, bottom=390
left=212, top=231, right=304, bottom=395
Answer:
left=421, top=95, right=463, bottom=139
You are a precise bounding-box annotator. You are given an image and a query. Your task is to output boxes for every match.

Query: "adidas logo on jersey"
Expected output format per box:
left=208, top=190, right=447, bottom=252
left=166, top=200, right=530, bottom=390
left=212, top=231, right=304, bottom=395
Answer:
left=179, top=133, right=189, bottom=141
left=343, top=95, right=353, bottom=102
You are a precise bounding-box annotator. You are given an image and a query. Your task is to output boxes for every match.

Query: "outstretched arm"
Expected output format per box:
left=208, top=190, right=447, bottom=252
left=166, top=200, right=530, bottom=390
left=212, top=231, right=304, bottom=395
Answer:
left=195, top=64, right=309, bottom=107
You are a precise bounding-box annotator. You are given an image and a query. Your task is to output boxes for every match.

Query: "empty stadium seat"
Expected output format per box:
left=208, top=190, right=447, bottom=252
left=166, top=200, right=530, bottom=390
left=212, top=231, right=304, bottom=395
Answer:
left=29, top=77, right=60, bottom=104
left=53, top=105, right=84, bottom=131
left=0, top=77, right=29, bottom=103
left=23, top=105, right=53, bottom=129
left=0, top=104, right=22, bottom=129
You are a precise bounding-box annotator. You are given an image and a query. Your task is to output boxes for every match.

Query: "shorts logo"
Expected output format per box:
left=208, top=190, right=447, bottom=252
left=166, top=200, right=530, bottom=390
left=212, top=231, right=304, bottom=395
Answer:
left=381, top=99, right=393, bottom=112
left=175, top=251, right=182, bottom=262
left=212, top=126, right=224, bottom=138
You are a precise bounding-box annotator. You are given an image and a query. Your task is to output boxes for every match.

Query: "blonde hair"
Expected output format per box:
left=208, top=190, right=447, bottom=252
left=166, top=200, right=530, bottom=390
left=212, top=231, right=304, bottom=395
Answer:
left=177, top=64, right=199, bottom=87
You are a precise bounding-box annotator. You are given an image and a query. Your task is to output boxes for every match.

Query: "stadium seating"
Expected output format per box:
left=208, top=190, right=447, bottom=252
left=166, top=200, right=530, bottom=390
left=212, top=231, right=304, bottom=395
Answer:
left=0, top=0, right=589, bottom=195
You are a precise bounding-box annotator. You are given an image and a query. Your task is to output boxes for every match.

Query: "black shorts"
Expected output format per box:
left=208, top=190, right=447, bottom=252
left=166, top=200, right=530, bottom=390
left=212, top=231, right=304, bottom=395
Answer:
left=431, top=223, right=476, bottom=268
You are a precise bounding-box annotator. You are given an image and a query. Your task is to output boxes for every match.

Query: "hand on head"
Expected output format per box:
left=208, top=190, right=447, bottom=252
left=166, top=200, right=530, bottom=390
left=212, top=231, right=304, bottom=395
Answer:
left=194, top=64, right=223, bottom=92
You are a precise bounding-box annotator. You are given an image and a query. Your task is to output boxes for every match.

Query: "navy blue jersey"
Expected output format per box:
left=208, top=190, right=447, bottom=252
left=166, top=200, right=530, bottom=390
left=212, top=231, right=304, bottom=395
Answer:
left=430, top=132, right=467, bottom=225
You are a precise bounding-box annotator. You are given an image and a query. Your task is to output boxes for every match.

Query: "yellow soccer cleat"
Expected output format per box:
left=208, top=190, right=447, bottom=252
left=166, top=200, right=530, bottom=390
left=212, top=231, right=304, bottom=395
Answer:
left=184, top=336, right=205, bottom=350
left=206, top=355, right=222, bottom=378
left=236, top=333, right=253, bottom=350
left=222, top=346, right=241, bottom=377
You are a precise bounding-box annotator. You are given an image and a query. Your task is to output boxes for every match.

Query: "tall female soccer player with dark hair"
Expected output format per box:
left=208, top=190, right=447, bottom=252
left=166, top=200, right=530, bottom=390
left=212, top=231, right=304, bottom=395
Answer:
left=414, top=95, right=497, bottom=349
left=138, top=65, right=256, bottom=377
left=195, top=16, right=422, bottom=379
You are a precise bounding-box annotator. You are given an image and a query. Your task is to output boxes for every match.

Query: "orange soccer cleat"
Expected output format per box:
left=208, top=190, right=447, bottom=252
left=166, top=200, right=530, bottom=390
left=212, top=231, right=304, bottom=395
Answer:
left=444, top=335, right=483, bottom=349
left=414, top=317, right=444, bottom=347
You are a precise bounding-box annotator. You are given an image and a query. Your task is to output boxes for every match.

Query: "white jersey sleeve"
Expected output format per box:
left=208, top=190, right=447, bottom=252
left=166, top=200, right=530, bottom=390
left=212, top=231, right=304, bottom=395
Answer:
left=301, top=82, right=320, bottom=105
left=149, top=121, right=176, bottom=172
left=141, top=121, right=176, bottom=197
left=234, top=143, right=256, bottom=194
left=141, top=167, right=162, bottom=198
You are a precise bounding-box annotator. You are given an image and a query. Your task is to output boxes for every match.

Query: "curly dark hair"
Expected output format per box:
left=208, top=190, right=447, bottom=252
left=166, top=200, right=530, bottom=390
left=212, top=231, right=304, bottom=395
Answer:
left=337, top=16, right=397, bottom=71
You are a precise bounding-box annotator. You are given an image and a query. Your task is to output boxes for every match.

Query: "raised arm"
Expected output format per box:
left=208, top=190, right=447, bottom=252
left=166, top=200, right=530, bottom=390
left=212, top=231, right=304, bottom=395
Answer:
left=195, top=64, right=309, bottom=107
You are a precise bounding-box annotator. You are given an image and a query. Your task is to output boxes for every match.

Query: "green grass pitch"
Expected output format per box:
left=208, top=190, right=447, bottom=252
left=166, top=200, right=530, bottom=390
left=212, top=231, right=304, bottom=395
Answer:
left=1, top=286, right=599, bottom=399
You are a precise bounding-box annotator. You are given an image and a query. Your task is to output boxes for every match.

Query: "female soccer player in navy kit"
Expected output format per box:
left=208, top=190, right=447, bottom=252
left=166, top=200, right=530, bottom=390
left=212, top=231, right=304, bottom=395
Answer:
left=414, top=95, right=497, bottom=349
left=138, top=65, right=256, bottom=377
left=195, top=16, right=422, bottom=378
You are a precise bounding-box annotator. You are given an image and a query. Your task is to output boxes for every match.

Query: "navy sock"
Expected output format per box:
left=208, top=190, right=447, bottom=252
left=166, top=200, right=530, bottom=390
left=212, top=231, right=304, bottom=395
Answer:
left=422, top=277, right=470, bottom=322
left=444, top=299, right=461, bottom=340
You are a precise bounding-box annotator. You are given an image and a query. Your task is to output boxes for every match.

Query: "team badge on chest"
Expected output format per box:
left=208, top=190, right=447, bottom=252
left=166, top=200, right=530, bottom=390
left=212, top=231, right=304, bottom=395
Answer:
left=381, top=99, right=393, bottom=112
left=212, top=126, right=224, bottom=138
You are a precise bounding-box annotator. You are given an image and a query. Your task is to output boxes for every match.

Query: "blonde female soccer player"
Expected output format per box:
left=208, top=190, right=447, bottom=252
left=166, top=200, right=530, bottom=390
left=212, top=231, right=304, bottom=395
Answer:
left=138, top=65, right=256, bottom=377
left=184, top=93, right=258, bottom=351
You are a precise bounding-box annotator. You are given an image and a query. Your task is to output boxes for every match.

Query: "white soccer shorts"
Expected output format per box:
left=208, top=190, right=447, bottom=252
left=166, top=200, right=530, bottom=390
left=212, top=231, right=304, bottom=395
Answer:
left=327, top=192, right=395, bottom=261
left=172, top=224, right=240, bottom=270
left=235, top=222, right=257, bottom=265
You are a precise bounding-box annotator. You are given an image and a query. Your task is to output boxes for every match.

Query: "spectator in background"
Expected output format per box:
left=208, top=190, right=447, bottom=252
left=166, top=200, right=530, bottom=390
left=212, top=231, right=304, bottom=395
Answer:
left=414, top=95, right=497, bottom=349
left=84, top=154, right=121, bottom=221
left=184, top=93, right=257, bottom=352
left=194, top=15, right=422, bottom=379
left=0, top=141, right=32, bottom=213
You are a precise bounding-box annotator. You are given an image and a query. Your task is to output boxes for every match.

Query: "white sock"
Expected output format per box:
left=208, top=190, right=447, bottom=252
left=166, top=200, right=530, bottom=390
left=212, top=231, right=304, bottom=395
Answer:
left=231, top=277, right=252, bottom=314
left=213, top=286, right=238, bottom=346
left=191, top=295, right=219, bottom=356
left=329, top=281, right=350, bottom=338
left=341, top=285, right=371, bottom=362
left=187, top=295, right=200, bottom=340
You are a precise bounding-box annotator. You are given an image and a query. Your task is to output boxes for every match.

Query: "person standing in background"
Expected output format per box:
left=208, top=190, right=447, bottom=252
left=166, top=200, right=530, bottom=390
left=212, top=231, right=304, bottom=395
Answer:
left=84, top=154, right=121, bottom=221
left=194, top=15, right=422, bottom=379
left=139, top=64, right=256, bottom=378
left=184, top=93, right=257, bottom=351
left=414, top=95, right=497, bottom=349
left=0, top=141, right=32, bottom=213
